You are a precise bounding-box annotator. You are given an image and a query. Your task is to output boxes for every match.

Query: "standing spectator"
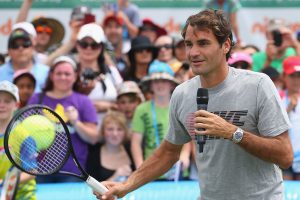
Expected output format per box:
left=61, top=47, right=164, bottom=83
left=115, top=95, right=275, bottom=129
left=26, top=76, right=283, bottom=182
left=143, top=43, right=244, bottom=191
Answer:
left=204, top=0, right=242, bottom=45
left=116, top=81, right=144, bottom=128
left=252, top=19, right=300, bottom=73
left=0, top=29, right=49, bottom=92
left=87, top=111, right=134, bottom=182
left=13, top=69, right=36, bottom=108
left=75, top=23, right=123, bottom=127
left=280, top=56, right=300, bottom=180
left=139, top=18, right=167, bottom=43
left=103, top=14, right=129, bottom=77
left=28, top=56, right=98, bottom=183
left=0, top=81, right=36, bottom=200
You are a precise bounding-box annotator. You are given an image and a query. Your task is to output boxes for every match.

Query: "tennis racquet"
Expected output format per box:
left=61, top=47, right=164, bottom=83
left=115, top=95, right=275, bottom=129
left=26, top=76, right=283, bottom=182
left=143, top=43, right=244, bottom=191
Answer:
left=4, top=105, right=109, bottom=196
left=0, top=167, right=20, bottom=200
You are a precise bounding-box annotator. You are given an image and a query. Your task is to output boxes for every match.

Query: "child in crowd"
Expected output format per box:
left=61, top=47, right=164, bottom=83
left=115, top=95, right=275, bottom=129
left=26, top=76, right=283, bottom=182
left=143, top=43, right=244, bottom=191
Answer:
left=116, top=81, right=144, bottom=128
left=280, top=56, right=300, bottom=180
left=87, top=111, right=134, bottom=182
left=0, top=81, right=36, bottom=199
left=13, top=69, right=36, bottom=108
left=130, top=60, right=191, bottom=179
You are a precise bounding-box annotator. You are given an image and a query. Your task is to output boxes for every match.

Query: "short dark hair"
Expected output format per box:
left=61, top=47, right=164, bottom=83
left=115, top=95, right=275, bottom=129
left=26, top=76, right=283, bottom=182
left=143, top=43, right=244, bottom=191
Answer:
left=181, top=9, right=234, bottom=60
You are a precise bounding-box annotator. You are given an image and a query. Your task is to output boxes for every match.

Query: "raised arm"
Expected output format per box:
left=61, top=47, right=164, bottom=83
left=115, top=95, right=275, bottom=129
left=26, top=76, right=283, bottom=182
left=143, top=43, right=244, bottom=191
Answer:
left=16, top=0, right=33, bottom=23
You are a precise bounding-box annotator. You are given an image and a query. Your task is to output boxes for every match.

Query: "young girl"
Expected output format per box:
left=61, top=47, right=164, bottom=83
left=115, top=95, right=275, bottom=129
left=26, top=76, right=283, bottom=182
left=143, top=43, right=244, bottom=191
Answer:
left=0, top=81, right=36, bottom=200
left=87, top=111, right=134, bottom=182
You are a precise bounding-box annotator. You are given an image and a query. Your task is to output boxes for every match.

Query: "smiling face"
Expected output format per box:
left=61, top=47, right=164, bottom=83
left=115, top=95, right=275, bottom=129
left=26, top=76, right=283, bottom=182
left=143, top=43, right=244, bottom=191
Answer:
left=184, top=25, right=230, bottom=76
left=0, top=92, right=17, bottom=121
left=50, top=62, right=77, bottom=93
left=103, top=120, right=126, bottom=146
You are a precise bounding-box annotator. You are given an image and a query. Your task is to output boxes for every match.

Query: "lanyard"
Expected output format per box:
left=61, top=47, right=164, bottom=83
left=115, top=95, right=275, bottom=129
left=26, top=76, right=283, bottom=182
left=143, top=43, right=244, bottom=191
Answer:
left=151, top=101, right=161, bottom=147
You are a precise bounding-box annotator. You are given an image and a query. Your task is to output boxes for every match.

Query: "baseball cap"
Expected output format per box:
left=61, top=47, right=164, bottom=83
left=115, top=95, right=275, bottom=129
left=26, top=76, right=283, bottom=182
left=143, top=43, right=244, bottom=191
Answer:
left=228, top=52, right=253, bottom=65
left=71, top=6, right=92, bottom=21
left=12, top=22, right=37, bottom=37
left=77, top=23, right=106, bottom=44
left=283, top=56, right=300, bottom=75
left=117, top=81, right=145, bottom=102
left=0, top=81, right=19, bottom=102
left=103, top=15, right=124, bottom=27
left=8, top=29, right=31, bottom=49
left=13, top=69, right=36, bottom=86
left=52, top=56, right=77, bottom=70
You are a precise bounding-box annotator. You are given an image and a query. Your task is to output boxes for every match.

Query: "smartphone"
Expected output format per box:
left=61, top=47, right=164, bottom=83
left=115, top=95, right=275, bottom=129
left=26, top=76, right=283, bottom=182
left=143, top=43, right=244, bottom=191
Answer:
left=272, top=29, right=283, bottom=47
left=83, top=14, right=96, bottom=25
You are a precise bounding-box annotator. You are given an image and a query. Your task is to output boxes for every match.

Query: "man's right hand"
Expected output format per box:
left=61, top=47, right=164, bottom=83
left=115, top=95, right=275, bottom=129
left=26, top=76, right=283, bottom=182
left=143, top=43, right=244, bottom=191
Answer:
left=94, top=181, right=129, bottom=200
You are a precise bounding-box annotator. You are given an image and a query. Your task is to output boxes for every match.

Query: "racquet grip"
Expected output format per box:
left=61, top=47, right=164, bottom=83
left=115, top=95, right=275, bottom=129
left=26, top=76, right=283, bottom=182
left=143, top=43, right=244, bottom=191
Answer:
left=86, top=176, right=109, bottom=194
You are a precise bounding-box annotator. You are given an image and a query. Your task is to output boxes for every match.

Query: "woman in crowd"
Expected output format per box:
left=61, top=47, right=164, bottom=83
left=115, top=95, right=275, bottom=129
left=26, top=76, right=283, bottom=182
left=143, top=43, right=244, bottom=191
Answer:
left=28, top=56, right=98, bottom=183
left=87, top=111, right=134, bottom=182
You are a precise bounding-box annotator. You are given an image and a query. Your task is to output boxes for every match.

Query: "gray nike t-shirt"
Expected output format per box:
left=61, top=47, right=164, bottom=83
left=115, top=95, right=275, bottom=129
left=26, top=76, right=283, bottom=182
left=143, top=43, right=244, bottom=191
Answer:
left=166, top=67, right=290, bottom=200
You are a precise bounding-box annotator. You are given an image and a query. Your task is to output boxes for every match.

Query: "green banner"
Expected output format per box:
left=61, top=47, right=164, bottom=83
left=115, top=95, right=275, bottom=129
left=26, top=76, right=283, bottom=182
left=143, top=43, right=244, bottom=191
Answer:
left=0, top=0, right=299, bottom=9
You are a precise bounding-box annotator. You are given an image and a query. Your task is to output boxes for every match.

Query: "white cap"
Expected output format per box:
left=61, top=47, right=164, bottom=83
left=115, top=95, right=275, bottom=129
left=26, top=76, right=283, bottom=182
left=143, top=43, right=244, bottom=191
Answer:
left=77, top=23, right=105, bottom=43
left=0, top=81, right=19, bottom=102
left=12, top=22, right=37, bottom=37
left=52, top=56, right=77, bottom=70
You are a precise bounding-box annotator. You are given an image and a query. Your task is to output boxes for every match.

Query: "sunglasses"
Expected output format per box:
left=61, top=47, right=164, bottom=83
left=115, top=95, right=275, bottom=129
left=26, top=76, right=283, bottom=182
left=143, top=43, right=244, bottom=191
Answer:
left=77, top=41, right=101, bottom=50
left=156, top=44, right=173, bottom=50
left=231, top=61, right=250, bottom=70
left=9, top=40, right=32, bottom=50
left=36, top=26, right=53, bottom=34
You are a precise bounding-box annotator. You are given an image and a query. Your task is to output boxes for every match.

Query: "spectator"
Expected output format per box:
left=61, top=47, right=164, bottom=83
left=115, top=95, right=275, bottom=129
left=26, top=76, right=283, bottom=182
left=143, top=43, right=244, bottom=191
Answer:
left=252, top=19, right=300, bottom=73
left=28, top=56, right=98, bottom=183
left=280, top=56, right=300, bottom=180
left=116, top=81, right=144, bottom=128
left=13, top=69, right=36, bottom=108
left=172, top=34, right=187, bottom=63
left=102, top=14, right=129, bottom=77
left=0, top=29, right=49, bottom=92
left=139, top=18, right=167, bottom=43
left=130, top=61, right=190, bottom=179
left=204, top=0, right=242, bottom=45
left=75, top=23, right=123, bottom=128
left=0, top=81, right=36, bottom=200
left=241, top=44, right=260, bottom=56
left=87, top=111, right=134, bottom=182
left=261, top=66, right=283, bottom=91
left=228, top=52, right=253, bottom=70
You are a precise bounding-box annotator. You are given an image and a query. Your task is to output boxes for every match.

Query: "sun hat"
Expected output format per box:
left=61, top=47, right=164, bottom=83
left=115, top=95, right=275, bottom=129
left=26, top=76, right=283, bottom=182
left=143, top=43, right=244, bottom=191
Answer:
left=52, top=56, right=77, bottom=70
left=128, top=35, right=158, bottom=60
left=12, top=22, right=37, bottom=37
left=0, top=81, right=19, bottom=102
left=31, top=17, right=65, bottom=47
left=139, top=18, right=167, bottom=38
left=141, top=60, right=179, bottom=85
left=77, top=23, right=106, bottom=44
left=117, top=81, right=145, bottom=102
left=13, top=69, right=36, bottom=86
left=283, top=56, right=300, bottom=75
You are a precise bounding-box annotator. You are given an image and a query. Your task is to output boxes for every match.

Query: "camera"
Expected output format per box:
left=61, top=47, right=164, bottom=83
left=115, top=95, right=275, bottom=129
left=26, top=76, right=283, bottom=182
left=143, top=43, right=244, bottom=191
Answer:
left=81, top=68, right=98, bottom=82
left=272, top=29, right=283, bottom=47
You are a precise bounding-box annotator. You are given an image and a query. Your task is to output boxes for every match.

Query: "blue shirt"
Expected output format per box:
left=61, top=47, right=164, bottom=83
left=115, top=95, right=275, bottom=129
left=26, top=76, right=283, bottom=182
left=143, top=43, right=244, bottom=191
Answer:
left=0, top=59, right=49, bottom=92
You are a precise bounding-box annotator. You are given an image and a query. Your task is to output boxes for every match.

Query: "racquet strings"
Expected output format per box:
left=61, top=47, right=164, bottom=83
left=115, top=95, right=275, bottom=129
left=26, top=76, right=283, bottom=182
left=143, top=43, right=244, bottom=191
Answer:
left=6, top=107, right=69, bottom=175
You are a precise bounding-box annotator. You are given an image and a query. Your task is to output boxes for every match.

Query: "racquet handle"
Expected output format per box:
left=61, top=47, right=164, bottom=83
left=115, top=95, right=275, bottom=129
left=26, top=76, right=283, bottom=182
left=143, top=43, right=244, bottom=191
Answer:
left=86, top=176, right=117, bottom=199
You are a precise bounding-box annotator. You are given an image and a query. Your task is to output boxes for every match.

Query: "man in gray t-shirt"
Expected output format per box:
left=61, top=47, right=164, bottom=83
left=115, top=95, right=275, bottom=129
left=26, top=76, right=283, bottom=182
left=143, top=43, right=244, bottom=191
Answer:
left=94, top=9, right=293, bottom=200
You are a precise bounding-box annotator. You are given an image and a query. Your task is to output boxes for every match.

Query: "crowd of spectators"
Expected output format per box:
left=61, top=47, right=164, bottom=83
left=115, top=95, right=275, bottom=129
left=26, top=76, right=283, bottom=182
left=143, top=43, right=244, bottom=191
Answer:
left=1, top=0, right=300, bottom=198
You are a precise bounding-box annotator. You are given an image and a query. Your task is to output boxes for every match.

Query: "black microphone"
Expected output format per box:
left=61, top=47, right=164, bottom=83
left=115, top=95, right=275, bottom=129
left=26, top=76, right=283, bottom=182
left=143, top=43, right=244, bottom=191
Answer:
left=196, top=88, right=209, bottom=153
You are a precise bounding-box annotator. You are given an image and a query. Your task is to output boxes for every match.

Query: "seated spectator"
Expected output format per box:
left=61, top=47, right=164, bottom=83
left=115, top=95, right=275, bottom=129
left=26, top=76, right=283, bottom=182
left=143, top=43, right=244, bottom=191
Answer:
left=0, top=29, right=49, bottom=92
left=28, top=56, right=98, bottom=183
left=280, top=56, right=300, bottom=180
left=87, top=111, right=134, bottom=182
left=13, top=69, right=36, bottom=108
left=116, top=81, right=145, bottom=128
left=139, top=18, right=167, bottom=43
left=228, top=52, right=252, bottom=70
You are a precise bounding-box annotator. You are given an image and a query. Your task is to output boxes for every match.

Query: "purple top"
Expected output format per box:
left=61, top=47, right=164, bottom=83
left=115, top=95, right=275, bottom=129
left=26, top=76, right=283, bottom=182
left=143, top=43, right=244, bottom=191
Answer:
left=28, top=92, right=98, bottom=173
